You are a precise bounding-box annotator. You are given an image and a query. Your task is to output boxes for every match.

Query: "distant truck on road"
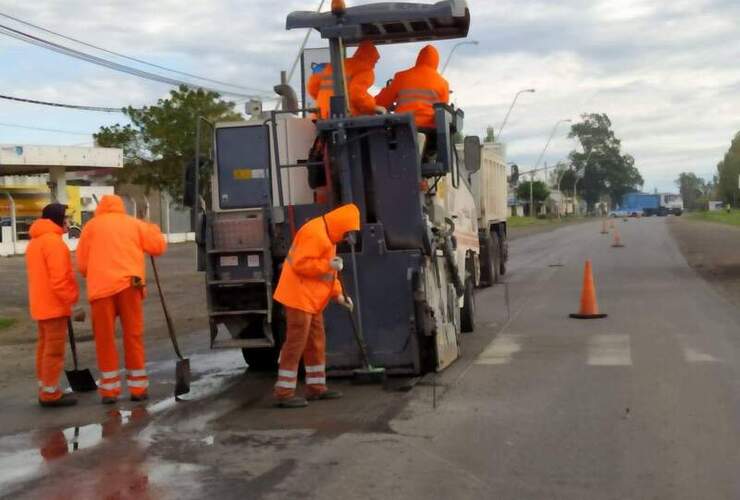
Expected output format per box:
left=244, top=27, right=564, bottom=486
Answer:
left=612, top=192, right=683, bottom=217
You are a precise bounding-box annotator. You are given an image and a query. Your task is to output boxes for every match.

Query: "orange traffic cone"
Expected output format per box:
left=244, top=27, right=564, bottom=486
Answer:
left=611, top=228, right=625, bottom=248
left=601, top=219, right=608, bottom=234
left=570, top=260, right=608, bottom=319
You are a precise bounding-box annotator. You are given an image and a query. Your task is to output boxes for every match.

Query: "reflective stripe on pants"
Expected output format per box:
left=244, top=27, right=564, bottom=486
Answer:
left=36, top=317, right=67, bottom=402
left=91, top=286, right=146, bottom=398
left=274, top=307, right=328, bottom=400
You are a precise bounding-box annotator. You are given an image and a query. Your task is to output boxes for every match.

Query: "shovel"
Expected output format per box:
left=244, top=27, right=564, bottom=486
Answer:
left=149, top=255, right=191, bottom=398
left=65, top=319, right=98, bottom=392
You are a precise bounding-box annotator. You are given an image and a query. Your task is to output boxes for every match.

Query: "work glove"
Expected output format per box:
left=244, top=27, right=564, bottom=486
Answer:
left=337, top=295, right=354, bottom=312
left=330, top=256, right=344, bottom=271
left=374, top=105, right=387, bottom=115
left=72, top=308, right=86, bottom=323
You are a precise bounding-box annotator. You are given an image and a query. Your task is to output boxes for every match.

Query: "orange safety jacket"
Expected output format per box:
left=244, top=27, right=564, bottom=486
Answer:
left=273, top=204, right=360, bottom=314
left=307, top=41, right=380, bottom=119
left=76, top=195, right=167, bottom=302
left=25, top=218, right=79, bottom=321
left=375, top=44, right=450, bottom=129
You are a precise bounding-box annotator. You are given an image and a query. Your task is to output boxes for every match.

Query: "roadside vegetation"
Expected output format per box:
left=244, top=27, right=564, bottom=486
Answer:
left=688, top=210, right=740, bottom=227
left=0, top=317, right=16, bottom=330
left=508, top=215, right=584, bottom=229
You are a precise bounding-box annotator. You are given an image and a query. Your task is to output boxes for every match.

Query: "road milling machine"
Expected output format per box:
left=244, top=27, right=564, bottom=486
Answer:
left=185, top=0, right=501, bottom=376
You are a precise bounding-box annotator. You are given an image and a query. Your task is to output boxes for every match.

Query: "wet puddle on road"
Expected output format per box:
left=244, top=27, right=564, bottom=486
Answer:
left=0, top=349, right=248, bottom=496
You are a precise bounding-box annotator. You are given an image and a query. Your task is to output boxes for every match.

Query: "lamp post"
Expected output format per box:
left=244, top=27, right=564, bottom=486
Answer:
left=497, top=88, right=535, bottom=142
left=441, top=40, right=479, bottom=74
left=529, top=118, right=571, bottom=217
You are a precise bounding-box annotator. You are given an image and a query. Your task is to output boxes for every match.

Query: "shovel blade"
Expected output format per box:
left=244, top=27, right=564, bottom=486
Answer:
left=174, top=358, right=191, bottom=397
left=65, top=369, right=98, bottom=393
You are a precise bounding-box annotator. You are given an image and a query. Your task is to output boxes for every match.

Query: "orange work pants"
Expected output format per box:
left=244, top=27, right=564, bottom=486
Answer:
left=274, top=307, right=328, bottom=400
left=36, top=317, right=68, bottom=402
left=91, top=286, right=148, bottom=398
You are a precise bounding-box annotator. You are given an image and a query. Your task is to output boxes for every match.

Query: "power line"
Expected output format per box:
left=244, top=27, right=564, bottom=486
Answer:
left=0, top=93, right=124, bottom=112
left=0, top=11, right=270, bottom=95
left=0, top=121, right=93, bottom=135
left=0, top=23, right=262, bottom=99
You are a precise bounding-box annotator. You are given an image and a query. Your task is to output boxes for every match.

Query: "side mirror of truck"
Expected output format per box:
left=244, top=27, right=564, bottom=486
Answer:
left=183, top=158, right=197, bottom=209
left=463, top=136, right=482, bottom=174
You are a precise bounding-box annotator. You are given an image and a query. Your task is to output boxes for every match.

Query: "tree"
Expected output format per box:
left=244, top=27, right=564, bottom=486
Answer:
left=675, top=172, right=706, bottom=211
left=516, top=180, right=550, bottom=215
left=568, top=113, right=643, bottom=210
left=94, top=85, right=242, bottom=198
left=716, top=132, right=740, bottom=207
left=484, top=125, right=495, bottom=143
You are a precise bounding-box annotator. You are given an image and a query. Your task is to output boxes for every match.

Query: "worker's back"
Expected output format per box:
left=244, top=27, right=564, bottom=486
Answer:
left=307, top=41, right=380, bottom=119
left=76, top=195, right=166, bottom=301
left=376, top=45, right=449, bottom=130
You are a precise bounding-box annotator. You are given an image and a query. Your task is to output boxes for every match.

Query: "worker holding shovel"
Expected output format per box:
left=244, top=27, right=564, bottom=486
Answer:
left=25, top=203, right=80, bottom=407
left=272, top=204, right=360, bottom=408
left=77, top=195, right=167, bottom=404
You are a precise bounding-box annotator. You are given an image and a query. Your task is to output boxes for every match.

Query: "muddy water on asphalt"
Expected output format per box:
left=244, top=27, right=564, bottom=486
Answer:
left=0, top=349, right=248, bottom=498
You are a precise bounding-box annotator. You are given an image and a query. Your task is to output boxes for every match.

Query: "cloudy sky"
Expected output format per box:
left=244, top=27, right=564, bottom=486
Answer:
left=0, top=0, right=738, bottom=191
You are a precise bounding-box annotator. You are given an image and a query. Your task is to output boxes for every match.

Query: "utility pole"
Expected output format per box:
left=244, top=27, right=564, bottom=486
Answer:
left=441, top=40, right=479, bottom=74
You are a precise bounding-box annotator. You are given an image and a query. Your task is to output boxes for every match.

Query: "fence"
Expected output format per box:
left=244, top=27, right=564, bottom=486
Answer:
left=0, top=191, right=194, bottom=257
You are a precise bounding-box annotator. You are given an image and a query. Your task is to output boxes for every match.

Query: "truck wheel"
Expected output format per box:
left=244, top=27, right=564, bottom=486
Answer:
left=461, top=277, right=475, bottom=333
left=499, top=234, right=508, bottom=276
left=478, top=234, right=494, bottom=288
left=491, top=232, right=501, bottom=284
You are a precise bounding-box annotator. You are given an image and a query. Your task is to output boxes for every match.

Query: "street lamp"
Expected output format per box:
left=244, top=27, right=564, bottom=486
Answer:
left=497, top=88, right=535, bottom=142
left=529, top=118, right=571, bottom=217
left=441, top=40, right=479, bottom=74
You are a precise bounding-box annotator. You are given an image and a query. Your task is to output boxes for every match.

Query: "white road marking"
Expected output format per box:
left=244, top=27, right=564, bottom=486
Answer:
left=587, top=334, right=632, bottom=366
left=682, top=347, right=718, bottom=363
left=476, top=335, right=522, bottom=365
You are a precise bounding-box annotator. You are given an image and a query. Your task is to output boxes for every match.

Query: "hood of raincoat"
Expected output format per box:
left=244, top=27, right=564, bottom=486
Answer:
left=323, top=204, right=360, bottom=243
left=95, top=195, right=126, bottom=216
left=415, top=44, right=440, bottom=69
left=29, top=218, right=63, bottom=239
left=351, top=41, right=380, bottom=66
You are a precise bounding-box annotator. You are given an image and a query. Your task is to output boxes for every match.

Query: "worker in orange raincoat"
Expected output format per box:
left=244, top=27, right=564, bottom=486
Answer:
left=26, top=203, right=80, bottom=407
left=272, top=204, right=360, bottom=408
left=375, top=44, right=450, bottom=158
left=307, top=41, right=383, bottom=119
left=77, top=195, right=167, bottom=404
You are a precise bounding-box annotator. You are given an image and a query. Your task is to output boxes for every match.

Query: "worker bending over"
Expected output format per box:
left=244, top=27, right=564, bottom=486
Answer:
left=77, top=195, right=167, bottom=404
left=26, top=203, right=80, bottom=407
left=375, top=44, right=450, bottom=157
left=272, top=204, right=360, bottom=408
left=308, top=41, right=384, bottom=119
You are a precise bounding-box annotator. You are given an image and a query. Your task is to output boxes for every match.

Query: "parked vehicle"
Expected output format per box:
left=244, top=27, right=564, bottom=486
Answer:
left=185, top=0, right=497, bottom=376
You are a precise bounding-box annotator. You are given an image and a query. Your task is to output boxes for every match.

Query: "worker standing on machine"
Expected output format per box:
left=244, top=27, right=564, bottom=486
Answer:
left=272, top=204, right=360, bottom=408
left=375, top=44, right=449, bottom=158
left=26, top=203, right=80, bottom=407
left=77, top=195, right=167, bottom=404
left=307, top=41, right=384, bottom=119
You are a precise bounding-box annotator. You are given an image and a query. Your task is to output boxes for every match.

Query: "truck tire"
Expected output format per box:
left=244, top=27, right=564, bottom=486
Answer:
left=461, top=277, right=475, bottom=333
left=478, top=233, right=495, bottom=288
left=491, top=232, right=501, bottom=284
left=499, top=233, right=508, bottom=276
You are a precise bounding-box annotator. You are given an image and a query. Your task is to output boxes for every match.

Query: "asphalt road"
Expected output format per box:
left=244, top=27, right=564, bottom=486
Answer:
left=2, top=218, right=740, bottom=499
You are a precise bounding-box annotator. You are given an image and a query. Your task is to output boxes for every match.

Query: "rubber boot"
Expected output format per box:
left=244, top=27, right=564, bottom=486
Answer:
left=39, top=393, right=78, bottom=408
left=274, top=396, right=309, bottom=409
left=306, top=390, right=343, bottom=401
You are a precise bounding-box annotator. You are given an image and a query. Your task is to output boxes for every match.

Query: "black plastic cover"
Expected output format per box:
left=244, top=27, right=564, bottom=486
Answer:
left=286, top=1, right=470, bottom=46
